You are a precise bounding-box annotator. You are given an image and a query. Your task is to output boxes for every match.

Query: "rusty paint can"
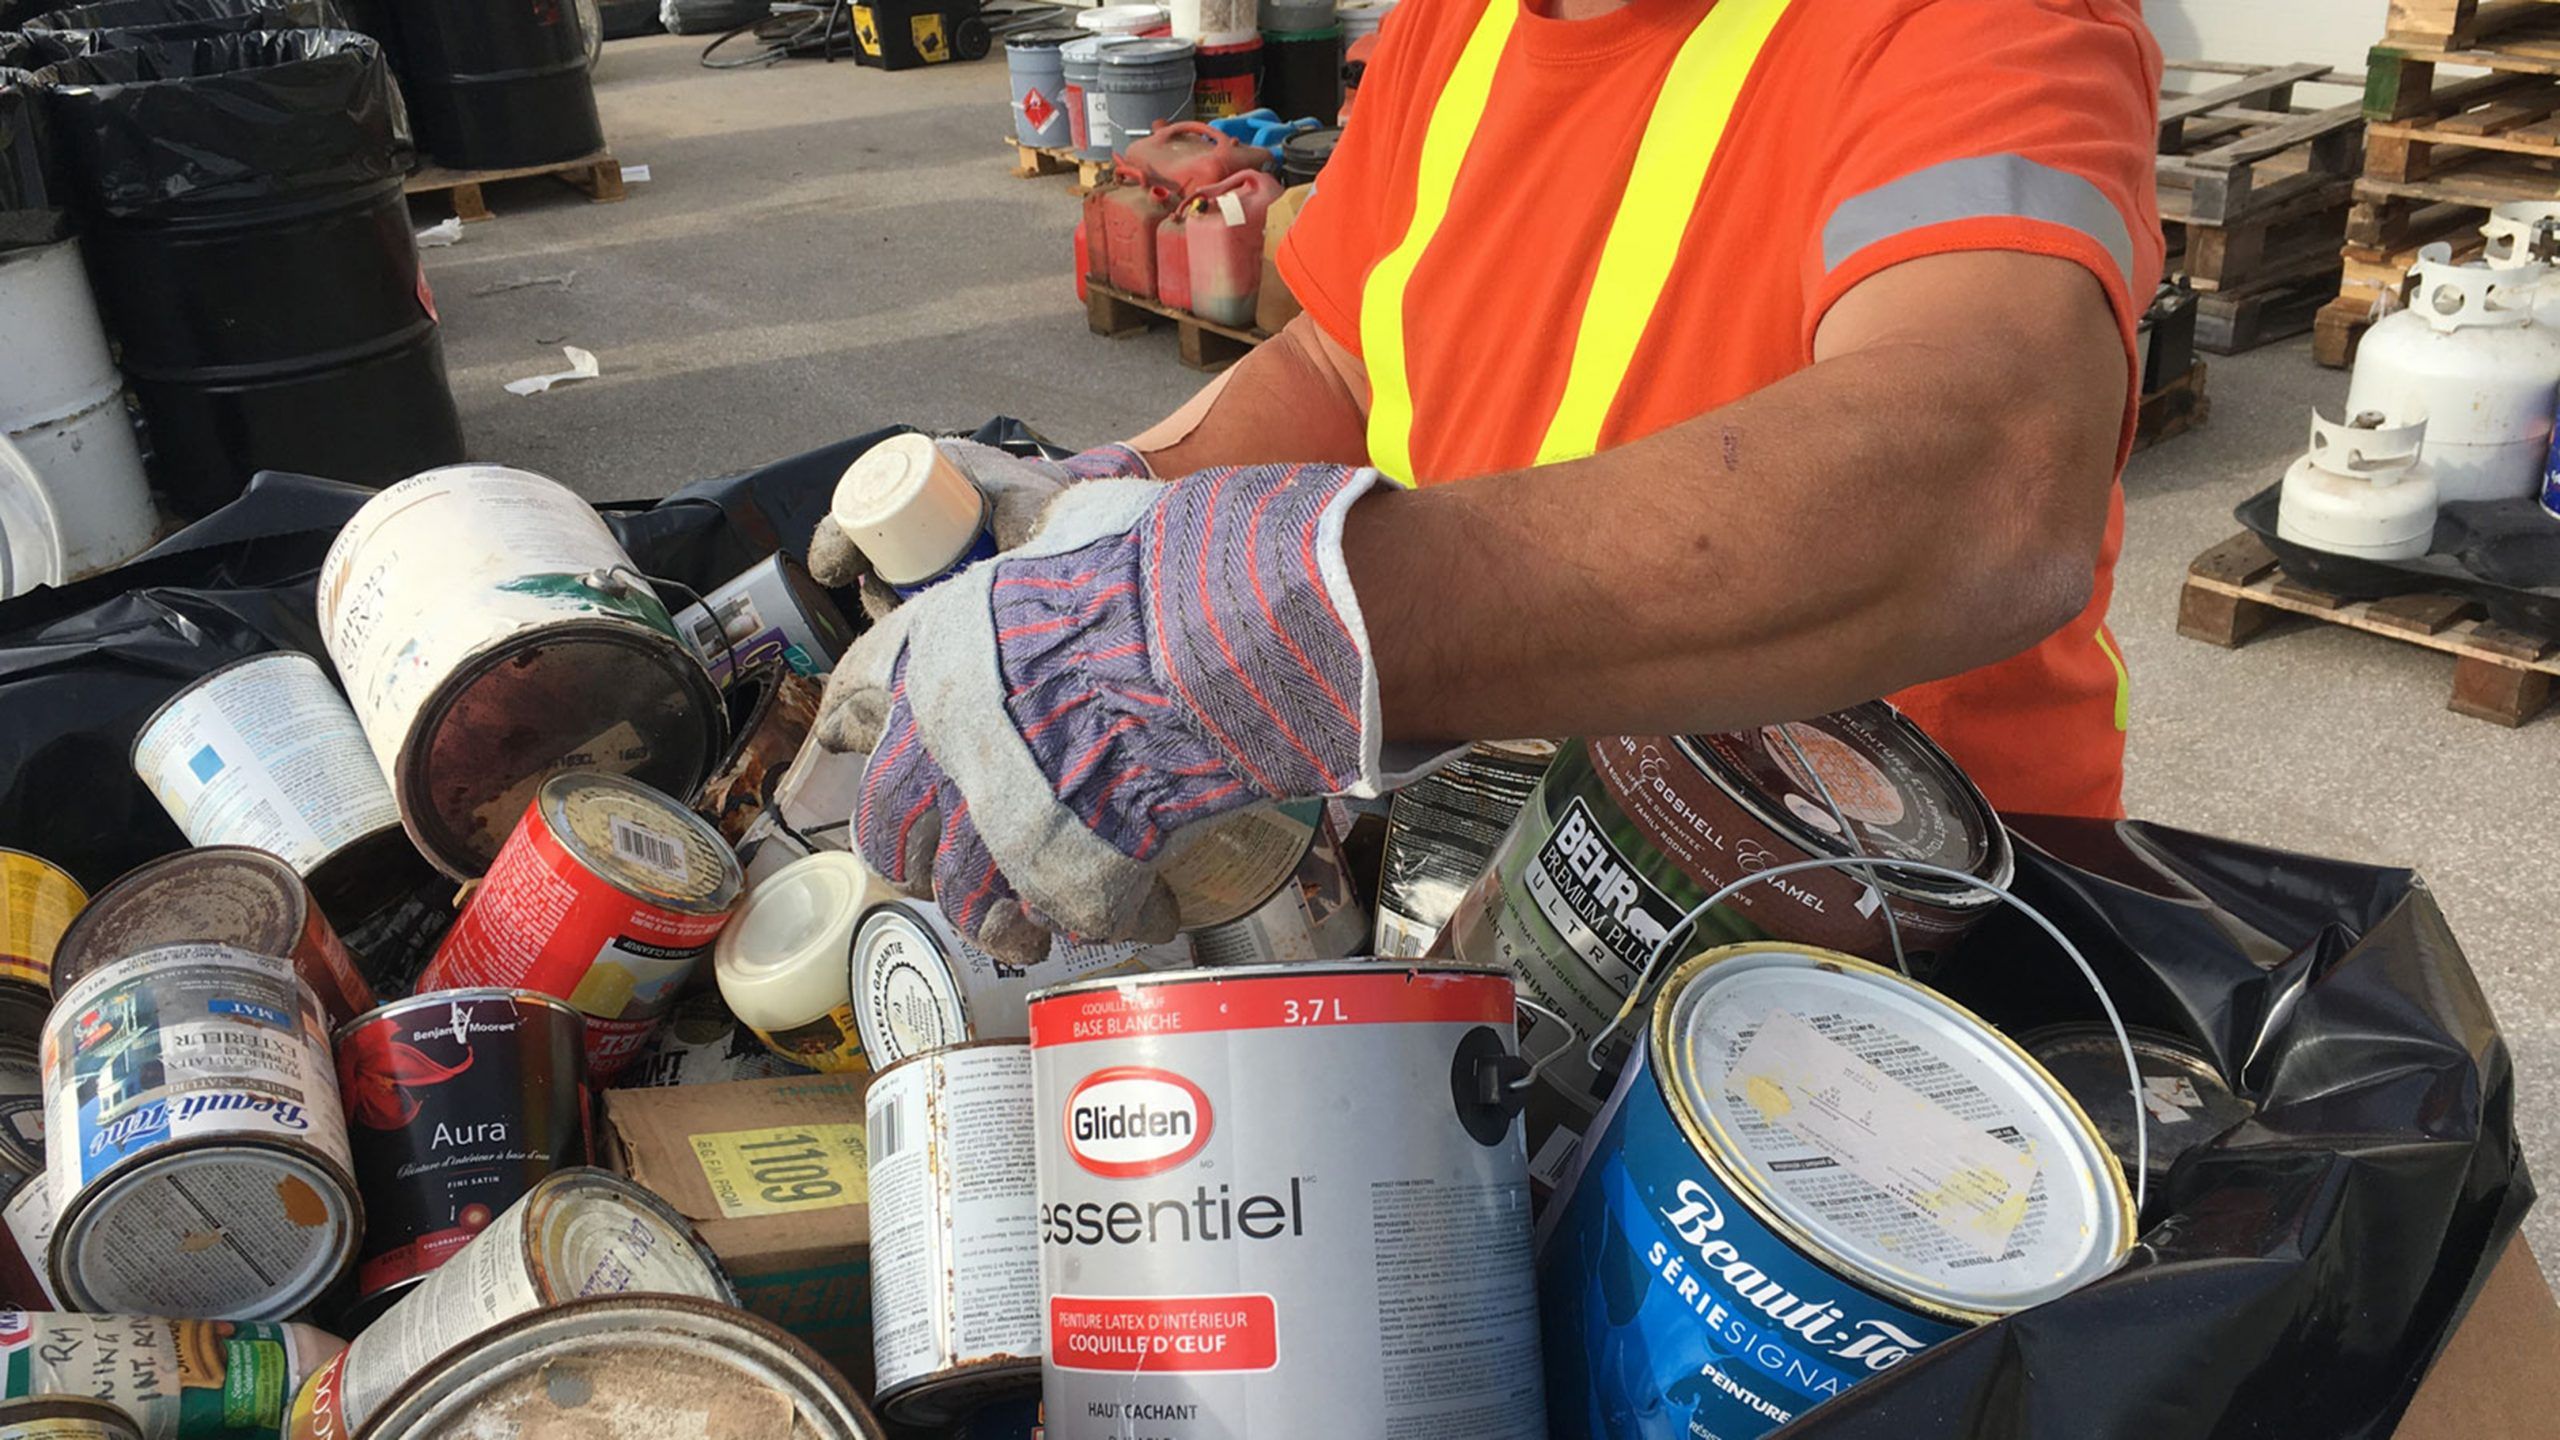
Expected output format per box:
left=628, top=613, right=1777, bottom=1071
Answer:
left=689, top=663, right=823, bottom=847
left=849, top=902, right=1192, bottom=1072
left=316, top=464, right=726, bottom=882
left=864, top=1042, right=1041, bottom=1428
left=51, top=850, right=378, bottom=1033
left=0, top=1314, right=345, bottom=1440
left=42, top=943, right=359, bottom=1320
left=351, top=1295, right=887, bottom=1440
left=286, top=1169, right=737, bottom=1440
left=0, top=1397, right=141, bottom=1440
left=335, top=990, right=592, bottom=1331
left=419, top=773, right=745, bottom=1082
left=0, top=853, right=83, bottom=1002
left=672, top=553, right=856, bottom=690
left=2019, top=1023, right=2253, bottom=1220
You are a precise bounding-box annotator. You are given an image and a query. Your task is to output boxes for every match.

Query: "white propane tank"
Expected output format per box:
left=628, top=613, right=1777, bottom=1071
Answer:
left=2278, top=411, right=2439, bottom=561
left=2479, top=201, right=2560, bottom=327
left=2345, top=243, right=2560, bottom=503
left=0, top=237, right=155, bottom=595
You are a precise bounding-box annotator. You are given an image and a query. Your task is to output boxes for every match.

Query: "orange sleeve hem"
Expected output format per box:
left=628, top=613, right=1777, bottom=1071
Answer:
left=1275, top=233, right=1366, bottom=361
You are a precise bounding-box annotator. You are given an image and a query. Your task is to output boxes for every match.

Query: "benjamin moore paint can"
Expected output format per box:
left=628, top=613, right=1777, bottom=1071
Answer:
left=690, top=664, right=823, bottom=846
left=336, top=991, right=592, bottom=1329
left=0, top=1397, right=141, bottom=1440
left=1538, top=943, right=2133, bottom=1440
left=42, top=944, right=358, bottom=1320
left=317, top=465, right=726, bottom=882
left=1026, top=962, right=1546, bottom=1439
left=671, top=554, right=854, bottom=691
left=850, top=902, right=1193, bottom=1071
left=51, top=850, right=378, bottom=1032
left=2020, top=1024, right=2252, bottom=1217
left=0, top=853, right=83, bottom=999
left=352, top=1296, right=888, bottom=1440
left=715, top=853, right=895, bottom=1074
left=420, top=773, right=745, bottom=1082
left=865, top=1043, right=1041, bottom=1429
left=286, top=1169, right=736, bottom=1440
left=0, top=1313, right=345, bottom=1440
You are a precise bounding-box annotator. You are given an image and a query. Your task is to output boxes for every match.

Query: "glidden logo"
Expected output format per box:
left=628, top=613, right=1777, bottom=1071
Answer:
left=1065, top=1067, right=1211, bottom=1178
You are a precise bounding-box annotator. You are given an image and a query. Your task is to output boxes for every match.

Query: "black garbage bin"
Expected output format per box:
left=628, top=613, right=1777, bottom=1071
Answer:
left=39, top=30, right=465, bottom=516
left=385, top=0, right=604, bottom=171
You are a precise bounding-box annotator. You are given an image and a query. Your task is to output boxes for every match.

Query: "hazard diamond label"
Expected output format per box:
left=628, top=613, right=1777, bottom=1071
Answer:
left=1021, top=85, right=1058, bottom=131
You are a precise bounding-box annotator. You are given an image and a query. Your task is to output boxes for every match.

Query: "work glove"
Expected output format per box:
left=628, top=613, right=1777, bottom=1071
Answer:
left=815, top=463, right=1456, bottom=964
left=804, top=437, right=1152, bottom=621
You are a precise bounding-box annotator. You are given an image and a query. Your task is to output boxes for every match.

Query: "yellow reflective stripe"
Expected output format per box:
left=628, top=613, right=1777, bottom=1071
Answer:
left=2095, top=626, right=2129, bottom=732
left=1535, top=0, right=1795, bottom=465
left=1358, top=0, right=1517, bottom=488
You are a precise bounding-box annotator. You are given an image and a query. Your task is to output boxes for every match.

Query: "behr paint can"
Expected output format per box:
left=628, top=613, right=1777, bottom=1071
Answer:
left=689, top=663, right=823, bottom=847
left=671, top=553, right=856, bottom=690
left=0, top=1313, right=345, bottom=1440
left=353, top=1295, right=888, bottom=1440
left=0, top=852, right=83, bottom=1000
left=1025, top=962, right=1546, bottom=1439
left=42, top=944, right=359, bottom=1320
left=0, top=1396, right=142, bottom=1440
left=715, top=853, right=896, bottom=1074
left=1184, top=800, right=1368, bottom=966
left=849, top=901, right=1193, bottom=1071
left=864, top=1042, right=1041, bottom=1429
left=51, top=850, right=378, bottom=1032
left=286, top=1169, right=737, bottom=1440
left=316, top=465, right=727, bottom=882
left=1537, top=943, right=2133, bottom=1440
left=335, top=990, right=592, bottom=1330
left=419, top=773, right=745, bottom=1082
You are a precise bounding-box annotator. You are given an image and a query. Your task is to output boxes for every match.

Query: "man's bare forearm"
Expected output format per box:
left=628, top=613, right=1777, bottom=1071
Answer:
left=1129, top=314, right=1371, bottom=474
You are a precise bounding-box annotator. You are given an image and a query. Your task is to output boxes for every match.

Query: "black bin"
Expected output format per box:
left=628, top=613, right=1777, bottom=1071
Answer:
left=851, top=0, right=987, bottom=71
left=387, top=0, right=602, bottom=170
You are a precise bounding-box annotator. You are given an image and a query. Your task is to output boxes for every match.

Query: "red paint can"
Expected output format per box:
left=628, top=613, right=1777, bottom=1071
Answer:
left=420, top=774, right=744, bottom=1082
left=1192, top=36, right=1259, bottom=119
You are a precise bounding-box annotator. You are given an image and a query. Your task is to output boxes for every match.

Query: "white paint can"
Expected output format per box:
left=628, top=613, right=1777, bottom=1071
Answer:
left=0, top=240, right=153, bottom=594
left=850, top=901, right=1192, bottom=1071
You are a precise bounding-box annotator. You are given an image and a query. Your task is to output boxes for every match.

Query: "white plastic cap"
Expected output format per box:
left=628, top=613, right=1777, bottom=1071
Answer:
left=829, top=434, right=988, bottom=587
left=714, top=851, right=892, bottom=1031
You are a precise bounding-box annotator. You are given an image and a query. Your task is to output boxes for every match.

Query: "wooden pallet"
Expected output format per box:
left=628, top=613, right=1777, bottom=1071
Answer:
left=404, top=149, right=625, bottom=222
left=1084, top=280, right=1267, bottom=371
left=2313, top=200, right=2492, bottom=365
left=2383, top=0, right=2560, bottom=52
left=2132, top=360, right=2209, bottom=452
left=1007, top=139, right=1109, bottom=193
left=2159, top=61, right=2366, bottom=227
left=2178, top=531, right=2560, bottom=726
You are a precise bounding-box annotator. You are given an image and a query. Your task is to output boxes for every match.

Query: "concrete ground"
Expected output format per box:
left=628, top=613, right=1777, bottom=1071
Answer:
left=429, top=36, right=2559, bottom=1271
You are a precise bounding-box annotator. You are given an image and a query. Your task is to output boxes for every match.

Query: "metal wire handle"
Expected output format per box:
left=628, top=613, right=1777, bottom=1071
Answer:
left=1579, top=854, right=2150, bottom=1219
left=1508, top=994, right=1574, bottom=1093
left=1770, top=722, right=1912, bottom=977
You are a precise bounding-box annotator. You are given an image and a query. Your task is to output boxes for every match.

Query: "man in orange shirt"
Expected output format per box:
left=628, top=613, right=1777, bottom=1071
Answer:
left=814, top=0, right=2161, bottom=963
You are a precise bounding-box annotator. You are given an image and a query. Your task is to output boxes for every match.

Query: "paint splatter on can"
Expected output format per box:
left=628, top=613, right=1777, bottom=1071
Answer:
left=671, top=553, right=856, bottom=690
left=2019, top=1023, right=2252, bottom=1220
left=316, top=465, right=726, bottom=882
left=1025, top=962, right=1547, bottom=1439
left=51, top=850, right=378, bottom=1032
left=0, top=1396, right=143, bottom=1440
left=42, top=943, right=358, bottom=1320
left=689, top=663, right=823, bottom=847
left=849, top=901, right=1192, bottom=1072
left=865, top=1042, right=1041, bottom=1429
left=286, top=1169, right=736, bottom=1440
left=420, top=773, right=745, bottom=1082
left=0, top=1313, right=344, bottom=1440
left=0, top=852, right=83, bottom=1001
left=715, top=853, right=895, bottom=1074
left=335, top=990, right=591, bottom=1330
left=1537, top=943, right=2132, bottom=1440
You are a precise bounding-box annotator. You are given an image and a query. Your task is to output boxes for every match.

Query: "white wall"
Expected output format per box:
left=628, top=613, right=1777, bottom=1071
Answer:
left=2147, top=0, right=2388, bottom=79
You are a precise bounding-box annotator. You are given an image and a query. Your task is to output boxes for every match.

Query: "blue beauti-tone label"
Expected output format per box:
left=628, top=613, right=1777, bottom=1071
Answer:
left=889, top=524, right=999, bottom=600
left=1540, top=1040, right=1967, bottom=1440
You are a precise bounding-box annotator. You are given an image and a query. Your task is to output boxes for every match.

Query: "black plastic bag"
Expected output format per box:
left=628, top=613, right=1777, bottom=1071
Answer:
left=13, top=0, right=345, bottom=63
left=36, top=27, right=407, bottom=216
left=0, top=70, right=68, bottom=249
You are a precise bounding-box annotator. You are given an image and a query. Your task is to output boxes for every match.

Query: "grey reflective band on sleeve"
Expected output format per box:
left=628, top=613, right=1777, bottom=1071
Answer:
left=1820, top=153, right=2136, bottom=286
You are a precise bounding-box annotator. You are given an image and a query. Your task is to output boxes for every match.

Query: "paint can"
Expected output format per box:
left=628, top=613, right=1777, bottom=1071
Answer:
left=689, top=663, right=823, bottom=847
left=42, top=943, right=358, bottom=1320
left=2, top=1178, right=54, bottom=1309
left=50, top=849, right=379, bottom=1032
left=1537, top=942, right=2133, bottom=1440
left=316, top=464, right=727, bottom=882
left=865, top=1042, right=1041, bottom=1428
left=1192, top=34, right=1260, bottom=118
left=1025, top=961, right=1546, bottom=1438
left=129, top=653, right=417, bottom=925
left=286, top=1168, right=737, bottom=1440
left=0, top=853, right=83, bottom=1001
left=611, top=989, right=816, bottom=1091
left=0, top=987, right=45, bottom=1183
left=0, top=238, right=155, bottom=594
left=1097, top=39, right=1198, bottom=156
left=1183, top=799, right=1367, bottom=965
left=336, top=990, right=592, bottom=1331
left=1005, top=29, right=1082, bottom=149
left=419, top=772, right=745, bottom=1082
left=1160, top=797, right=1336, bottom=931
left=850, top=901, right=1193, bottom=1071
left=670, top=553, right=854, bottom=691
left=350, top=1295, right=887, bottom=1440
left=0, top=1314, right=345, bottom=1440
left=715, top=852, right=897, bottom=1074
left=2019, top=1023, right=2252, bottom=1219
left=0, top=1397, right=142, bottom=1440
left=1374, top=740, right=1554, bottom=957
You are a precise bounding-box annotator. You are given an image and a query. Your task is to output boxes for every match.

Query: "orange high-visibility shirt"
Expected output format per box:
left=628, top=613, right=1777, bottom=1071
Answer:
left=1277, top=0, right=2163, bottom=820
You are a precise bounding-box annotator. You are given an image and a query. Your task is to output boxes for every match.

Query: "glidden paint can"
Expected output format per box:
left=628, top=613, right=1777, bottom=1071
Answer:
left=672, top=553, right=855, bottom=690
left=0, top=853, right=83, bottom=1000
left=0, top=1312, right=345, bottom=1440
left=1026, top=962, right=1547, bottom=1439
left=287, top=1169, right=737, bottom=1440
left=1537, top=943, right=2133, bottom=1440
left=317, top=465, right=727, bottom=882
left=864, top=1043, right=1041, bottom=1428
left=850, top=902, right=1193, bottom=1072
left=52, top=850, right=378, bottom=1031
left=420, top=773, right=745, bottom=1082
left=352, top=1296, right=887, bottom=1440
left=335, top=990, right=591, bottom=1329
left=715, top=853, right=896, bottom=1074
left=42, top=944, right=358, bottom=1320
left=0, top=1397, right=141, bottom=1440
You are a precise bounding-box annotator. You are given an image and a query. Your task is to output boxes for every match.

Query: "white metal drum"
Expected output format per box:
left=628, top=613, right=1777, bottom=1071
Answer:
left=0, top=240, right=155, bottom=594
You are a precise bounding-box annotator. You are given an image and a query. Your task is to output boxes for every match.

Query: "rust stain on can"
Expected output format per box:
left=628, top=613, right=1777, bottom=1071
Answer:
left=50, top=848, right=377, bottom=1030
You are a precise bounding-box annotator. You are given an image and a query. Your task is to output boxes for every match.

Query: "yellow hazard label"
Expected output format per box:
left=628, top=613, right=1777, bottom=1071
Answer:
left=852, top=5, right=880, bottom=54
left=912, top=13, right=947, bottom=59
left=690, top=1122, right=868, bottom=1219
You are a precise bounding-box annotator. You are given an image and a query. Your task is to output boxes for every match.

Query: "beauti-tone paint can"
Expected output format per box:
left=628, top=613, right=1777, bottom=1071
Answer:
left=715, top=852, right=896, bottom=1074
left=671, top=553, right=854, bottom=690
left=51, top=849, right=378, bottom=1032
left=849, top=901, right=1192, bottom=1072
left=1537, top=943, right=2133, bottom=1440
left=335, top=990, right=591, bottom=1329
left=0, top=852, right=83, bottom=1001
left=420, top=773, right=745, bottom=1082
left=0, top=1312, right=345, bottom=1440
left=689, top=663, right=823, bottom=847
left=286, top=1169, right=736, bottom=1440
left=42, top=944, right=359, bottom=1321
left=317, top=465, right=726, bottom=882
left=0, top=1396, right=142, bottom=1440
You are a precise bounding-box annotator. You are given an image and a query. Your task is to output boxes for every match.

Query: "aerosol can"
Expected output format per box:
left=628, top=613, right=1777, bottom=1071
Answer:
left=2346, top=244, right=2560, bottom=502
left=2278, top=411, right=2439, bottom=561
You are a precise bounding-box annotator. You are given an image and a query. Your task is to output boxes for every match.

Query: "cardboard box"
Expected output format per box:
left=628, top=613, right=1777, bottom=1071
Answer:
left=2394, top=1236, right=2560, bottom=1440
left=602, top=1072, right=874, bottom=1393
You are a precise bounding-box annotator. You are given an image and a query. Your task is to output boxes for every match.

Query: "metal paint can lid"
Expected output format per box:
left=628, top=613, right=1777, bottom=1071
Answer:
left=715, top=852, right=891, bottom=1035
left=55, top=1143, right=359, bottom=1319
left=539, top=773, right=742, bottom=915
left=2020, top=1023, right=2253, bottom=1201
left=1656, top=943, right=2133, bottom=1321
left=0, top=1396, right=147, bottom=1440
left=830, top=435, right=990, bottom=589
left=851, top=902, right=971, bottom=1068
left=49, top=847, right=312, bottom=999
left=520, top=1168, right=737, bottom=1307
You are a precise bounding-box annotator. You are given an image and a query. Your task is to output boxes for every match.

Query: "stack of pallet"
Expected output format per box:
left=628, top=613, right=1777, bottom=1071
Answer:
left=2314, top=0, right=2560, bottom=365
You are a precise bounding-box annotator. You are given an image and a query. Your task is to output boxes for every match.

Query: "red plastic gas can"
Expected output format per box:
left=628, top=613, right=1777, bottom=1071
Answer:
left=1185, top=170, right=1281, bottom=328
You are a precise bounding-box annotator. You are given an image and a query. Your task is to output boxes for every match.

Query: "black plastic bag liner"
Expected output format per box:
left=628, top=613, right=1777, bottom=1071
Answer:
left=0, top=429, right=2531, bottom=1440
left=14, top=0, right=345, bottom=62
left=0, top=70, right=69, bottom=249
left=36, top=27, right=406, bottom=216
